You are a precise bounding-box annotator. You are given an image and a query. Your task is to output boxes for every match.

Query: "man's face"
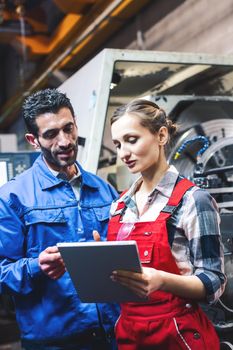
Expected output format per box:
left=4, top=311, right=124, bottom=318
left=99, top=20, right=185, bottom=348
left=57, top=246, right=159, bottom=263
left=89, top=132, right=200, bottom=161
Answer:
left=29, top=107, right=78, bottom=172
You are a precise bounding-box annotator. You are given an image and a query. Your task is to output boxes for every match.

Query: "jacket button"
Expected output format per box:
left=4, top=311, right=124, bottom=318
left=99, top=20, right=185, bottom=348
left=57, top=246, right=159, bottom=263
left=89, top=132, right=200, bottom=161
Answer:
left=193, top=332, right=201, bottom=339
left=144, top=250, right=149, bottom=256
left=185, top=303, right=192, bottom=309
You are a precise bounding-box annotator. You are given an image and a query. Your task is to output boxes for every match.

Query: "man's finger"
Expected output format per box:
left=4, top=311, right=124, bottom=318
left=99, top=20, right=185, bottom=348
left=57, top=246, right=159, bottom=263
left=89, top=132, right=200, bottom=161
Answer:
left=39, top=252, right=62, bottom=264
left=93, top=230, right=101, bottom=241
left=45, top=246, right=59, bottom=253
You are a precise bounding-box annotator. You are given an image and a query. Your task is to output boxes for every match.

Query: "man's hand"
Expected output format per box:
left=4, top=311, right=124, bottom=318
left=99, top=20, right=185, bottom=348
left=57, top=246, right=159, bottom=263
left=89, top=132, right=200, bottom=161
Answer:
left=39, top=246, right=66, bottom=280
left=93, top=230, right=101, bottom=241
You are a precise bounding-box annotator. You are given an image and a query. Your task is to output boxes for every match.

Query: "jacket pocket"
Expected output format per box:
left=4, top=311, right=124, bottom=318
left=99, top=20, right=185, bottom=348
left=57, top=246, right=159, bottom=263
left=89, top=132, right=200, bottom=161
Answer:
left=24, top=208, right=66, bottom=225
left=93, top=206, right=110, bottom=222
left=24, top=208, right=68, bottom=252
left=92, top=206, right=110, bottom=239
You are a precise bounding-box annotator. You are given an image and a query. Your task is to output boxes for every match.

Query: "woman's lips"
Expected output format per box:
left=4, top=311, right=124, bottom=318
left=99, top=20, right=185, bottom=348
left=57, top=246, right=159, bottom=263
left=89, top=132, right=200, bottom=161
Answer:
left=125, top=160, right=136, bottom=168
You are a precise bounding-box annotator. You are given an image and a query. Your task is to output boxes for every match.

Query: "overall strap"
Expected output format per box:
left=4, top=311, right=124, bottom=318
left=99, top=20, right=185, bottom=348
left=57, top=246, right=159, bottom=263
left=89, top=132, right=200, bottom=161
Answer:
left=111, top=178, right=195, bottom=223
left=158, top=178, right=195, bottom=221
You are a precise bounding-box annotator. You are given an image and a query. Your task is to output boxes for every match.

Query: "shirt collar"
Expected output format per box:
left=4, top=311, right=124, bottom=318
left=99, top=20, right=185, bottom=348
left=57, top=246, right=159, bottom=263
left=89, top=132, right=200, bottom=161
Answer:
left=154, top=165, right=179, bottom=198
left=45, top=159, right=81, bottom=183
left=33, top=155, right=93, bottom=190
left=119, top=165, right=179, bottom=203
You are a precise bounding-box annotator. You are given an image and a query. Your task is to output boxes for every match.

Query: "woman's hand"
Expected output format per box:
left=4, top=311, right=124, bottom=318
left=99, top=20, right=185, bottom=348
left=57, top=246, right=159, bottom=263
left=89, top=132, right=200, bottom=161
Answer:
left=111, top=267, right=206, bottom=301
left=111, top=267, right=163, bottom=298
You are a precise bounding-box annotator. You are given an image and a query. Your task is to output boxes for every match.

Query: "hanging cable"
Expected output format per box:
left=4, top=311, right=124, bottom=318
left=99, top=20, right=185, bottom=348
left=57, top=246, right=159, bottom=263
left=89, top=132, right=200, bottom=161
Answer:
left=174, top=135, right=210, bottom=162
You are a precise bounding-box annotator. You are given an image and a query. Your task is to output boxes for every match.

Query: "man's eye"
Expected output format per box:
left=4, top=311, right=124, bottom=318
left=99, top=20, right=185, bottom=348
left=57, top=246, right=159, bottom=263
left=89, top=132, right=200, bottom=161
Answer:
left=43, top=131, right=58, bottom=140
left=64, top=124, right=74, bottom=133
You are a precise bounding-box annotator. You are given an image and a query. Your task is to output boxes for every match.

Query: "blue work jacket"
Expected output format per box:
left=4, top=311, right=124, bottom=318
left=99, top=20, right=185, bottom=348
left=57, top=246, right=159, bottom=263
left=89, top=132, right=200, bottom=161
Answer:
left=0, top=154, right=119, bottom=342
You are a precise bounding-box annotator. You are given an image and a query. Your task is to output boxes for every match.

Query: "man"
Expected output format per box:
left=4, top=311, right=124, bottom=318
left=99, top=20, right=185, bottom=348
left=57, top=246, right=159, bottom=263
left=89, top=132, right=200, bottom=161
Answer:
left=0, top=88, right=119, bottom=350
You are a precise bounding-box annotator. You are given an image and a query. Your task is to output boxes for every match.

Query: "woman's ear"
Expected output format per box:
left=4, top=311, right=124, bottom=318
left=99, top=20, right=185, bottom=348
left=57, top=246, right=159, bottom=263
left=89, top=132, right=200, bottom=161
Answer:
left=158, top=126, right=169, bottom=145
left=25, top=133, right=40, bottom=149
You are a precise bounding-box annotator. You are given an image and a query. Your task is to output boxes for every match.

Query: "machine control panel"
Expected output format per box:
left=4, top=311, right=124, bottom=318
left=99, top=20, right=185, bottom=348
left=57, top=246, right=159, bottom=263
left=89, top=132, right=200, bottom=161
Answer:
left=0, top=152, right=39, bottom=186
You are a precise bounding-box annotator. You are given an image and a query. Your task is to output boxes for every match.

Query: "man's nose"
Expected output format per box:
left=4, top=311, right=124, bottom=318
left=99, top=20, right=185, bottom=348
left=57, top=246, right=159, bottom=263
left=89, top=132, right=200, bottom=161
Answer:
left=57, top=131, right=71, bottom=147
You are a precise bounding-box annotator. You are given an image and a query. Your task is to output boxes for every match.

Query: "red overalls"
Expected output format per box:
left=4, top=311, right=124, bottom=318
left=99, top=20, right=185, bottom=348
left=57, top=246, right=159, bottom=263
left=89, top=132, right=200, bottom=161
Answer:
left=107, top=178, right=220, bottom=350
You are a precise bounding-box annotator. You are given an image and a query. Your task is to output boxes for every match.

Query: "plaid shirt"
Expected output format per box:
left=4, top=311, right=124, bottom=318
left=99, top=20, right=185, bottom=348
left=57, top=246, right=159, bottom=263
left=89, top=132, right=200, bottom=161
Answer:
left=110, top=165, right=226, bottom=304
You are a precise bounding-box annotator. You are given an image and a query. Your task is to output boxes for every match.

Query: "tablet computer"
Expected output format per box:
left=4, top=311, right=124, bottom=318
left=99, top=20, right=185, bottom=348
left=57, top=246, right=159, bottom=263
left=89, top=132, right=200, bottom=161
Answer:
left=57, top=240, right=143, bottom=303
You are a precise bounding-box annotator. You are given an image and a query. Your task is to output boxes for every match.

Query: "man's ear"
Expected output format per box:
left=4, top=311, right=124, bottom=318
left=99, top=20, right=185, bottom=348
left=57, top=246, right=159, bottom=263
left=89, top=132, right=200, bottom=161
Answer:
left=25, top=133, right=40, bottom=149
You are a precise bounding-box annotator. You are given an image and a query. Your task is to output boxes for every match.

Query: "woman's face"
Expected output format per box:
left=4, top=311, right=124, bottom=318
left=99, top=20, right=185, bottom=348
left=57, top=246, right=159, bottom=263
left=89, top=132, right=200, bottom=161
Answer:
left=111, top=113, right=168, bottom=175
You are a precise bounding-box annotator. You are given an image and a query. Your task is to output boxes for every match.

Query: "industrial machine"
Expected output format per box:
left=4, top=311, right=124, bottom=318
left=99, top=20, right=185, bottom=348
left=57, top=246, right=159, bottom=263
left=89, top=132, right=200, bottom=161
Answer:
left=0, top=152, right=39, bottom=187
left=164, top=96, right=233, bottom=345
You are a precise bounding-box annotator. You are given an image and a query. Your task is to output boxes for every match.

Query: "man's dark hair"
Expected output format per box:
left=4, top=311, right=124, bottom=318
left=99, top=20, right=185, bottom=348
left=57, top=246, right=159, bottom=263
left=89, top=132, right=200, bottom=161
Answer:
left=22, top=88, right=75, bottom=135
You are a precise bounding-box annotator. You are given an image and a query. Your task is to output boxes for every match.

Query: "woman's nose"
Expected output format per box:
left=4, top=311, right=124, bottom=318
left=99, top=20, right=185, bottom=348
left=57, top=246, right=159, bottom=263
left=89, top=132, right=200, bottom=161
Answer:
left=118, top=145, right=130, bottom=159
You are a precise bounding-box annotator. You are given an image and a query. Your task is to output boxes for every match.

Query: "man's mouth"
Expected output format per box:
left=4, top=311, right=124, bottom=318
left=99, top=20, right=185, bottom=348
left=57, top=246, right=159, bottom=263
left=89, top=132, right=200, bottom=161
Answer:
left=57, top=149, right=74, bottom=158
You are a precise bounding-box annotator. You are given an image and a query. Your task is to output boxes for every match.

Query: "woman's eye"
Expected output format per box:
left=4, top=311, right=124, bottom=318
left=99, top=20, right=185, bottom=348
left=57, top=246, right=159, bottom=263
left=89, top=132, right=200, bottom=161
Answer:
left=128, top=137, right=137, bottom=144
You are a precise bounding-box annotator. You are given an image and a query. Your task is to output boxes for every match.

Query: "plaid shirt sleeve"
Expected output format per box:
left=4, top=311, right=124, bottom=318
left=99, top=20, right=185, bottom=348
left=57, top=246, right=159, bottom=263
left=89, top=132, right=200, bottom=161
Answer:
left=176, top=186, right=226, bottom=304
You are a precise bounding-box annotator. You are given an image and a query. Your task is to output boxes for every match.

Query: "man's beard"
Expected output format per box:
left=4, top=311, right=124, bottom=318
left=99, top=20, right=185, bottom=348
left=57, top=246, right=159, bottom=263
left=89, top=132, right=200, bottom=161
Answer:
left=39, top=141, right=78, bottom=170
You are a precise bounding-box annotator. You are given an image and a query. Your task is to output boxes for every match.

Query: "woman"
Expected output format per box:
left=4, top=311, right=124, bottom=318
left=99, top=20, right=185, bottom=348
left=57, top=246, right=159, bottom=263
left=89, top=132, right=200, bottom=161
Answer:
left=107, top=99, right=226, bottom=350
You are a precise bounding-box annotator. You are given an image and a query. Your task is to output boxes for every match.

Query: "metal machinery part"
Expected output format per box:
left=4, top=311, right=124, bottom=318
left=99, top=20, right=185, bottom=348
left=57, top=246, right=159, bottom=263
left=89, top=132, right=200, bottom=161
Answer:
left=168, top=119, right=233, bottom=182
left=166, top=101, right=233, bottom=344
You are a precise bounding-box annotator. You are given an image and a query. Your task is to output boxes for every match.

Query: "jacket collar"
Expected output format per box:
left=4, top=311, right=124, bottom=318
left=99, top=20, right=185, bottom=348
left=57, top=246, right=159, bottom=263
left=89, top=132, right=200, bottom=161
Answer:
left=77, top=162, right=99, bottom=189
left=34, top=154, right=99, bottom=190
